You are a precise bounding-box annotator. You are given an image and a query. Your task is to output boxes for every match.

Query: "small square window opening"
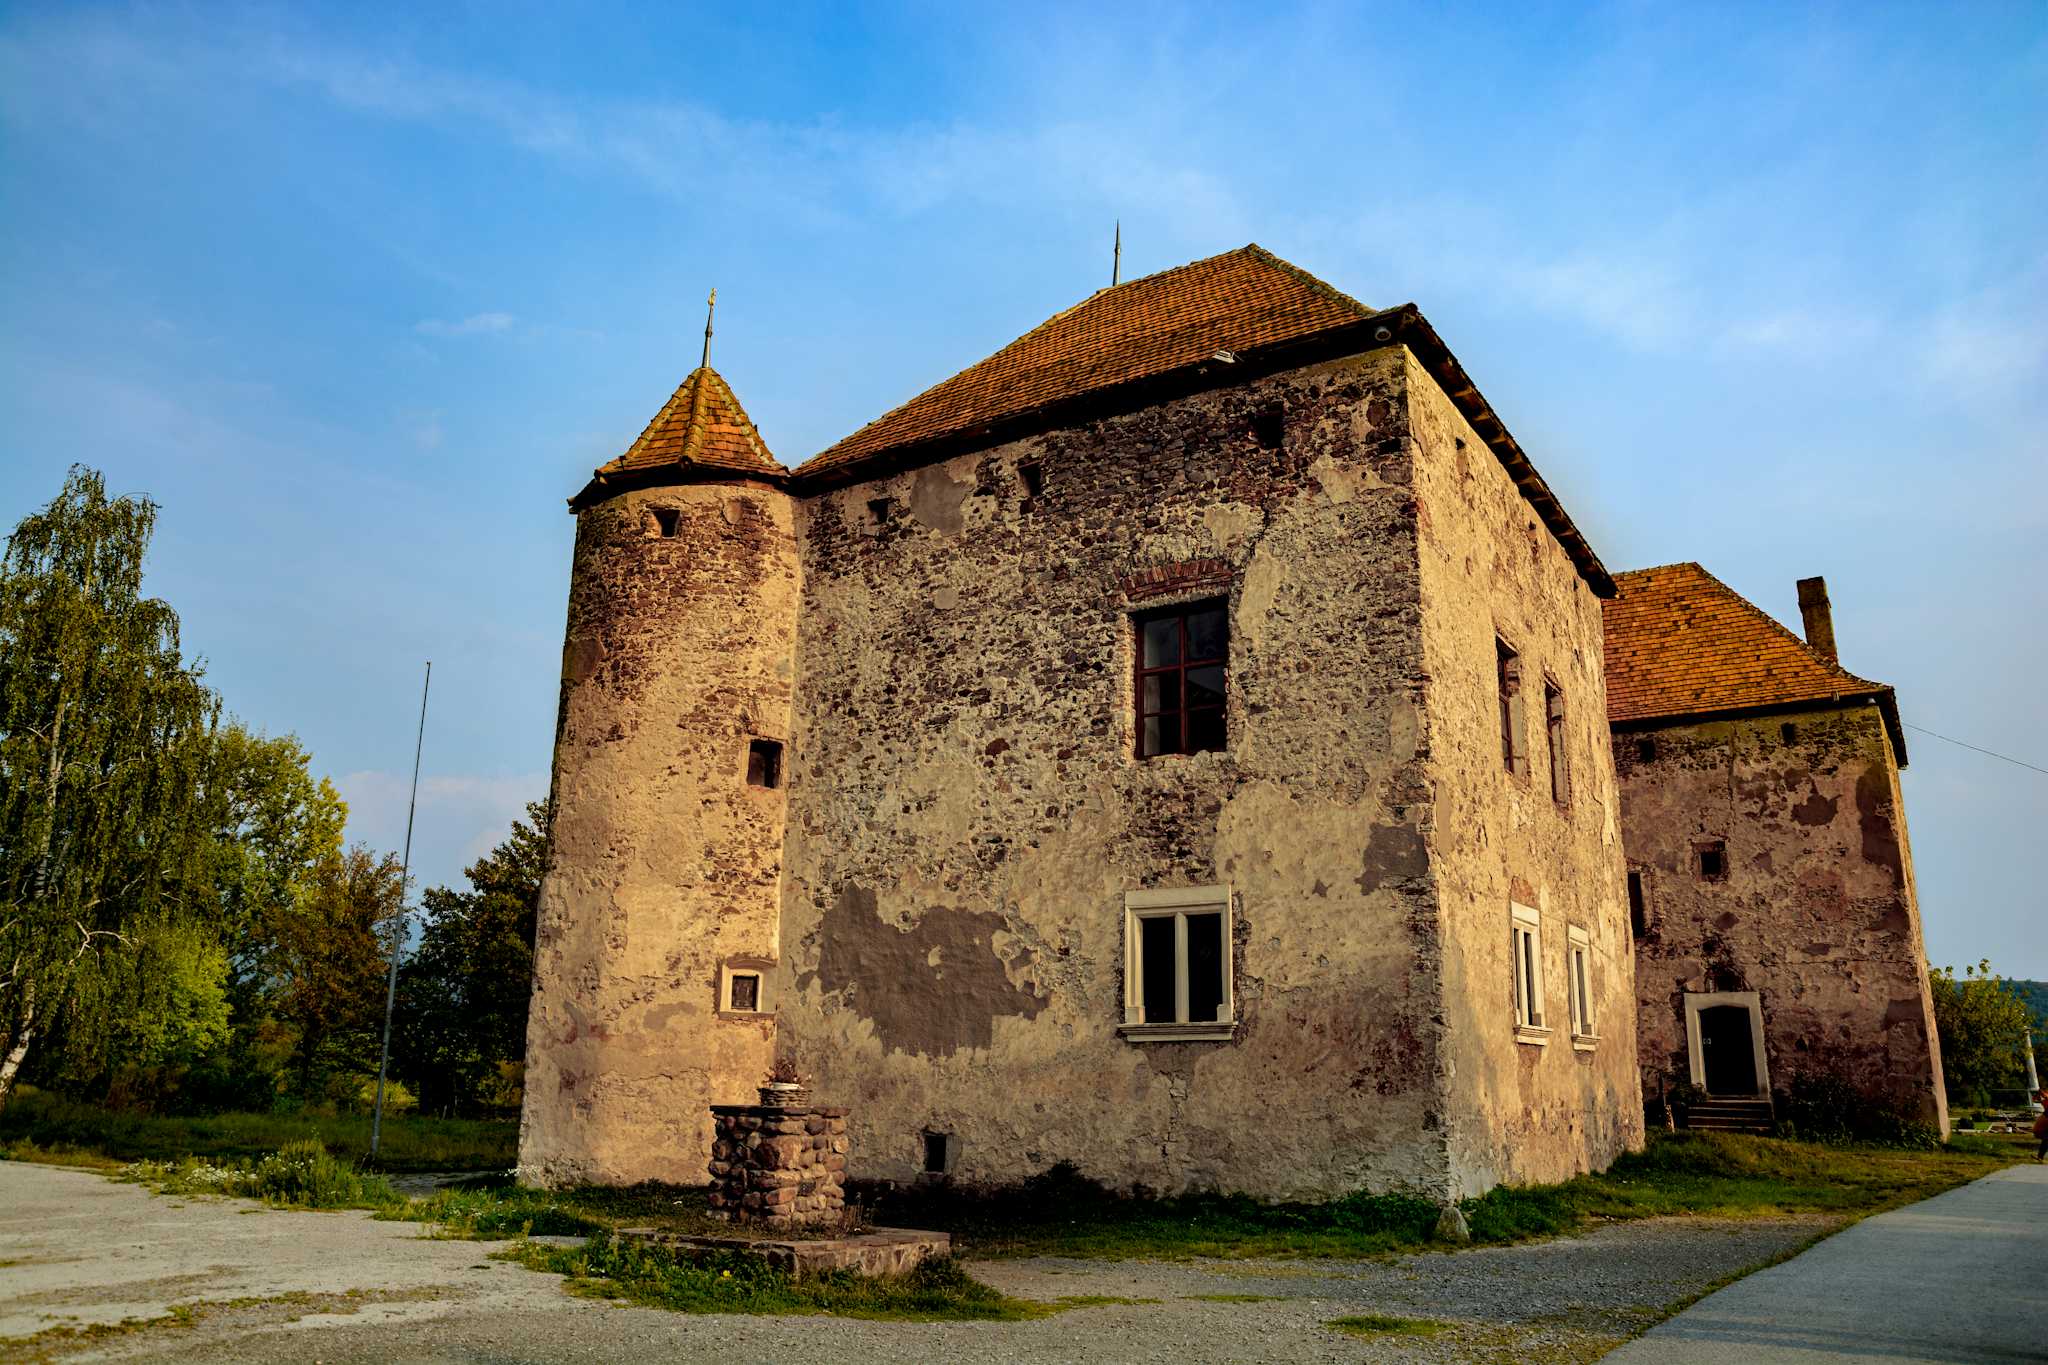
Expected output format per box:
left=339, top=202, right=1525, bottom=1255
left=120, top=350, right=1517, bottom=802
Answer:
left=746, top=738, right=783, bottom=789
left=1781, top=722, right=1799, bottom=745
left=651, top=507, right=681, bottom=538
left=866, top=497, right=893, bottom=529
left=1135, top=599, right=1229, bottom=758
left=1019, top=462, right=1044, bottom=498
left=728, top=972, right=760, bottom=1013
left=1696, top=840, right=1727, bottom=882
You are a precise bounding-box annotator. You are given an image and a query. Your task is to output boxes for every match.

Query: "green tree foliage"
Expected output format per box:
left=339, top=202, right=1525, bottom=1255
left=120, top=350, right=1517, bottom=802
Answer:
left=269, top=844, right=406, bottom=1107
left=0, top=467, right=221, bottom=1107
left=396, top=803, right=545, bottom=1115
left=1929, top=959, right=2034, bottom=1105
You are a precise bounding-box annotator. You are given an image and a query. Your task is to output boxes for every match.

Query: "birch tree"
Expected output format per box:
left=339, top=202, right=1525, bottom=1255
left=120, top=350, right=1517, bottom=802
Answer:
left=0, top=467, right=218, bottom=1106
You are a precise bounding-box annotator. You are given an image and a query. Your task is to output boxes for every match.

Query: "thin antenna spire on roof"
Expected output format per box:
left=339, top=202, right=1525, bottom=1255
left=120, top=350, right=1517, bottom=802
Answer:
left=1112, top=222, right=1121, bottom=287
left=701, top=288, right=716, bottom=369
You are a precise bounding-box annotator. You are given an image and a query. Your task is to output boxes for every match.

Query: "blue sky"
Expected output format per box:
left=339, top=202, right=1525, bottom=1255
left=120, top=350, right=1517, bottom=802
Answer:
left=2, top=1, right=2042, bottom=973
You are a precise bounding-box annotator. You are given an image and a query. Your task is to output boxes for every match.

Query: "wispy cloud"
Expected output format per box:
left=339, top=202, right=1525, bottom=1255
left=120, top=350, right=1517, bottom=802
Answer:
left=415, top=311, right=514, bottom=337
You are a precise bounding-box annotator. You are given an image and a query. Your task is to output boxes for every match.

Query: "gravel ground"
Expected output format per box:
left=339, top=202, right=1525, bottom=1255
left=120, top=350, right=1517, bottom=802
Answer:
left=0, top=1161, right=1835, bottom=1363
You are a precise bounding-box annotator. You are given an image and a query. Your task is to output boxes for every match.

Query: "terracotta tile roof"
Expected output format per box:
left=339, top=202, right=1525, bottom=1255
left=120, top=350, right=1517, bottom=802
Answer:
left=595, top=366, right=783, bottom=480
left=795, top=244, right=1385, bottom=479
left=1604, top=563, right=1893, bottom=726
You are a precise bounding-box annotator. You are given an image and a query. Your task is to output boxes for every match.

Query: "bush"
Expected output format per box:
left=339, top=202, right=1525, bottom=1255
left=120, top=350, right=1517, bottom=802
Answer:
left=1773, top=1073, right=1940, bottom=1149
left=121, top=1140, right=401, bottom=1209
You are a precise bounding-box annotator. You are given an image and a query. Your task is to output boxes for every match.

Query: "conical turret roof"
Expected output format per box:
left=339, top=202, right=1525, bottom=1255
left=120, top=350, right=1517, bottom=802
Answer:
left=595, top=366, right=783, bottom=479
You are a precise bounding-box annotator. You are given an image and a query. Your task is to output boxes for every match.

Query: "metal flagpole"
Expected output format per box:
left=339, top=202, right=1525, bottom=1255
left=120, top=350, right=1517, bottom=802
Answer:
left=370, top=661, right=431, bottom=1160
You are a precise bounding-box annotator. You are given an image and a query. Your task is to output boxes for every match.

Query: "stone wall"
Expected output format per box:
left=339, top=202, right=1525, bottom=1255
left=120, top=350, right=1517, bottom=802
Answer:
left=518, top=478, right=800, bottom=1186
left=707, top=1104, right=849, bottom=1226
left=1615, top=704, right=1946, bottom=1130
left=774, top=348, right=1453, bottom=1199
left=1407, top=351, right=1645, bottom=1196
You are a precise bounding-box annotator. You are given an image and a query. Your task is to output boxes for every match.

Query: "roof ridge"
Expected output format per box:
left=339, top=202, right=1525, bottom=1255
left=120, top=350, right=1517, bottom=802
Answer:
left=1241, top=244, right=1378, bottom=320
left=1613, top=560, right=1705, bottom=580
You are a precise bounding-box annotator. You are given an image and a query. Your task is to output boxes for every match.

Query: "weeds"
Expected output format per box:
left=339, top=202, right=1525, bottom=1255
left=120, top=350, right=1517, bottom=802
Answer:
left=119, top=1141, right=402, bottom=1211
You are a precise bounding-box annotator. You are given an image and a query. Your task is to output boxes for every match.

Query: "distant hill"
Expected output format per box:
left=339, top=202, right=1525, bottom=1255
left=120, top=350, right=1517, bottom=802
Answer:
left=2007, top=979, right=2048, bottom=1060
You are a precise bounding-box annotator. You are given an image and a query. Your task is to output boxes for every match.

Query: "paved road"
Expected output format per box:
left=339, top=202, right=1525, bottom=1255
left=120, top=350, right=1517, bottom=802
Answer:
left=1609, top=1161, right=2048, bottom=1364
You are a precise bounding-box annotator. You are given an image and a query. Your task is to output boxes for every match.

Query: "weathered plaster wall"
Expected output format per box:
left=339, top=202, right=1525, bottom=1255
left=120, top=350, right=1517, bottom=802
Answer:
left=1616, top=707, right=1946, bottom=1129
left=518, top=480, right=799, bottom=1186
left=1408, top=351, right=1644, bottom=1197
left=776, top=349, right=1455, bottom=1200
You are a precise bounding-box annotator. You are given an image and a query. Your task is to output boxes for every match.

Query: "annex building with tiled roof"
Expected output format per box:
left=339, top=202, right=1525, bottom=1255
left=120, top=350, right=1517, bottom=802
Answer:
left=520, top=242, right=1935, bottom=1206
left=1604, top=563, right=1945, bottom=1136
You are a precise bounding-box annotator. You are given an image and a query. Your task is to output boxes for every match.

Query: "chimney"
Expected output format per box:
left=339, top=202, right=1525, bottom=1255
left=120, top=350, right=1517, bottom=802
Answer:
left=1796, top=576, right=1837, bottom=663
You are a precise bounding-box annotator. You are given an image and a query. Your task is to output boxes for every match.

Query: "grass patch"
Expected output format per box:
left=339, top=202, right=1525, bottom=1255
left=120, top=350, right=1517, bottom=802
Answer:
left=1326, top=1313, right=1449, bottom=1337
left=504, top=1237, right=1046, bottom=1321
left=865, top=1130, right=2018, bottom=1261
left=0, top=1088, right=514, bottom=1172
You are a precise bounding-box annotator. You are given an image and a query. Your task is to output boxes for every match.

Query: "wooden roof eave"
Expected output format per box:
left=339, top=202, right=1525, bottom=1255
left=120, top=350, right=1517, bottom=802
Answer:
left=1611, top=686, right=1907, bottom=766
left=567, top=459, right=790, bottom=513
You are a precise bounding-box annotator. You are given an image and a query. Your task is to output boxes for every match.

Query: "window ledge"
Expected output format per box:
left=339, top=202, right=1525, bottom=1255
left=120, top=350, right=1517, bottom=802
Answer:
left=1514, top=1024, right=1553, bottom=1046
left=1119, top=1022, right=1237, bottom=1043
left=1571, top=1033, right=1600, bottom=1052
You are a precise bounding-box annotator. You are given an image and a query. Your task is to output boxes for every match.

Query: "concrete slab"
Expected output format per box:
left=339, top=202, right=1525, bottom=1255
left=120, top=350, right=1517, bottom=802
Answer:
left=1607, top=1162, right=2048, bottom=1363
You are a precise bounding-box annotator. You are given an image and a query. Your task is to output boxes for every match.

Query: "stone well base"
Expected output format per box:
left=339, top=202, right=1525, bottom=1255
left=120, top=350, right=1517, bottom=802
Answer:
left=612, top=1227, right=950, bottom=1280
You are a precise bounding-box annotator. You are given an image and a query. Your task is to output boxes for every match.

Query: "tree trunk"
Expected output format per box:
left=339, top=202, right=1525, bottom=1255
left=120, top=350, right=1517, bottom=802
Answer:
left=0, top=981, right=37, bottom=1110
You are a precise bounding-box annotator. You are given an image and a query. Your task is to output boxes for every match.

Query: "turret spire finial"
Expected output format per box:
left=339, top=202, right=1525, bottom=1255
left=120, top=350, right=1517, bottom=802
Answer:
left=1112, top=222, right=1121, bottom=287
left=701, top=288, right=716, bottom=370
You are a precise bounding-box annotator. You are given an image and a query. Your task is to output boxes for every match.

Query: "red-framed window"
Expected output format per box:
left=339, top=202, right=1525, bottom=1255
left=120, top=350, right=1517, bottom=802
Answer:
left=1135, top=599, right=1228, bottom=758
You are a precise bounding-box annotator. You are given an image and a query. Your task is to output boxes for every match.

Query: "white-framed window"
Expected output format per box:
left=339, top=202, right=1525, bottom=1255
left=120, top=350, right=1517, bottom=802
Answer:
left=718, top=957, right=775, bottom=1015
left=1511, top=901, right=1549, bottom=1043
left=1120, top=885, right=1235, bottom=1042
left=1566, top=924, right=1597, bottom=1048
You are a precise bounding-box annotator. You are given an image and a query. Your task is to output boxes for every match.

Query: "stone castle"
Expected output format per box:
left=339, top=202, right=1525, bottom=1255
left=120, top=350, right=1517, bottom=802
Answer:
left=517, top=245, right=1943, bottom=1200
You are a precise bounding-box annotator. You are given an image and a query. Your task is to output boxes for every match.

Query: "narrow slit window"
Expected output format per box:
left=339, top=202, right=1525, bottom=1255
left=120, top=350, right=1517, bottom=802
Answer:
left=1135, top=599, right=1228, bottom=758
left=922, top=1131, right=952, bottom=1175
left=746, top=738, right=783, bottom=789
left=1545, top=680, right=1569, bottom=803
left=652, top=507, right=680, bottom=538
left=1636, top=737, right=1658, bottom=763
left=1511, top=903, right=1546, bottom=1036
left=1019, top=461, right=1044, bottom=498
left=1497, top=640, right=1526, bottom=776
left=1627, top=870, right=1649, bottom=940
left=1780, top=722, right=1799, bottom=745
left=1567, top=927, right=1595, bottom=1040
left=1123, top=887, right=1235, bottom=1035
left=1696, top=840, right=1727, bottom=882
left=866, top=497, right=893, bottom=529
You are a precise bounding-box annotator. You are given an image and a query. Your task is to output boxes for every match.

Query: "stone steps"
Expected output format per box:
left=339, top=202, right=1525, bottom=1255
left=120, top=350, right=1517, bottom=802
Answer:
left=1684, top=1099, right=1775, bottom=1134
